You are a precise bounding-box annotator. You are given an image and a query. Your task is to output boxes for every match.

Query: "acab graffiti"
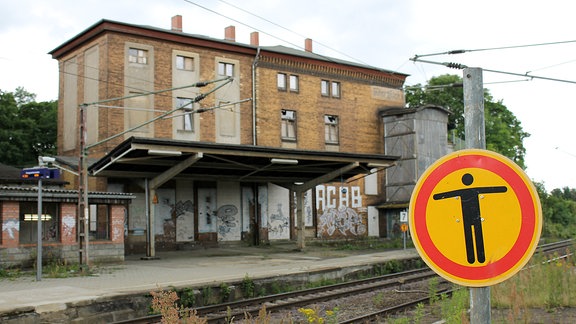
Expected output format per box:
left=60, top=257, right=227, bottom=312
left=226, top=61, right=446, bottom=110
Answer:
left=316, top=185, right=366, bottom=237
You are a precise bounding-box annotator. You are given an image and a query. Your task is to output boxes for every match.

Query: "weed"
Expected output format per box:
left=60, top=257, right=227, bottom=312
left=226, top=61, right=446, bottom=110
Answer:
left=0, top=267, right=22, bottom=280
left=180, top=287, right=196, bottom=308
left=242, top=273, right=256, bottom=298
left=219, top=282, right=231, bottom=302
left=439, top=289, right=469, bottom=324
left=413, top=302, right=425, bottom=324
left=201, top=286, right=212, bottom=305
left=428, top=277, right=439, bottom=304
left=150, top=289, right=207, bottom=323
left=298, top=306, right=339, bottom=324
left=372, top=292, right=385, bottom=307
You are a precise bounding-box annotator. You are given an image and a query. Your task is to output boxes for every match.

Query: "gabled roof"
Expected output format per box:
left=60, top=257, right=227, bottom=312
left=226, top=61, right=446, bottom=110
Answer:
left=49, top=19, right=408, bottom=79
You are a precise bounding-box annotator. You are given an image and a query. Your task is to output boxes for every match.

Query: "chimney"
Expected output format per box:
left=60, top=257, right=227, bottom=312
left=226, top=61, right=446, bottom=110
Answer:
left=171, top=15, right=182, bottom=32
left=305, top=38, right=313, bottom=52
left=250, top=31, right=259, bottom=46
left=225, top=25, right=236, bottom=42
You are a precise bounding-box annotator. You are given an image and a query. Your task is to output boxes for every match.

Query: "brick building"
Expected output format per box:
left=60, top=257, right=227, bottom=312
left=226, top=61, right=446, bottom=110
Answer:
left=0, top=163, right=133, bottom=267
left=49, top=16, right=408, bottom=256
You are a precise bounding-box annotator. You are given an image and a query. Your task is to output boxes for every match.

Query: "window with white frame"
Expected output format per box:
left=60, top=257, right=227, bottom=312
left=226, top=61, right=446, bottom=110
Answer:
left=278, top=73, right=299, bottom=92
left=177, top=97, right=194, bottom=131
left=325, top=115, right=339, bottom=144
left=128, top=48, right=148, bottom=64
left=321, top=80, right=341, bottom=98
left=289, top=75, right=299, bottom=92
left=277, top=73, right=287, bottom=90
left=176, top=55, right=194, bottom=71
left=281, top=109, right=297, bottom=141
left=218, top=62, right=234, bottom=77
left=321, top=80, right=330, bottom=96
left=331, top=81, right=341, bottom=98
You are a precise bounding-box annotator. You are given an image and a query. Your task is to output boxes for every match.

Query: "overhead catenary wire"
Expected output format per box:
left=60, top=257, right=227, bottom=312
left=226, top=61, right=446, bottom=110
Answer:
left=412, top=39, right=576, bottom=59
left=182, top=0, right=407, bottom=82
left=410, top=57, right=576, bottom=86
left=216, top=0, right=370, bottom=65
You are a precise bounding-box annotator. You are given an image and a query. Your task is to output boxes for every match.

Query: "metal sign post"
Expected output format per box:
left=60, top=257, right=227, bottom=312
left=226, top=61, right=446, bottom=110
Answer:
left=463, top=67, right=489, bottom=323
left=21, top=161, right=60, bottom=281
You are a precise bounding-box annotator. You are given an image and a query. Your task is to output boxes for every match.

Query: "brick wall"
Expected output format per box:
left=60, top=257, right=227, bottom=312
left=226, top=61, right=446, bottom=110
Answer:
left=1, top=202, right=19, bottom=248
left=255, top=59, right=403, bottom=153
left=110, top=205, right=125, bottom=243
left=60, top=203, right=77, bottom=244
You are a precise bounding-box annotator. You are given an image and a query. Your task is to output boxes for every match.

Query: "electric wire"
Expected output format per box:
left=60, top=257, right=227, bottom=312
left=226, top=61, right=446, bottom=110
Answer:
left=182, top=0, right=407, bottom=82
left=410, top=57, right=576, bottom=85
left=216, top=0, right=370, bottom=65
left=413, top=39, right=576, bottom=59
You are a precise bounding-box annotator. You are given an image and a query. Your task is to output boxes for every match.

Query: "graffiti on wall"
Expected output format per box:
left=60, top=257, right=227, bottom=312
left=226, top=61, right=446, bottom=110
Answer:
left=112, top=216, right=124, bottom=241
left=173, top=200, right=194, bottom=242
left=269, top=203, right=289, bottom=236
left=216, top=204, right=238, bottom=240
left=318, top=206, right=366, bottom=236
left=304, top=190, right=313, bottom=226
left=316, top=185, right=366, bottom=237
left=2, top=220, right=18, bottom=239
left=198, top=188, right=217, bottom=233
left=62, top=215, right=75, bottom=238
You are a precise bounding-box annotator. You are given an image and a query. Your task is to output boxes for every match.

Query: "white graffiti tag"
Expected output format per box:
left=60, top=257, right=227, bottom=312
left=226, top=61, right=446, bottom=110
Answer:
left=2, top=220, right=19, bottom=239
left=62, top=215, right=76, bottom=237
left=318, top=206, right=366, bottom=236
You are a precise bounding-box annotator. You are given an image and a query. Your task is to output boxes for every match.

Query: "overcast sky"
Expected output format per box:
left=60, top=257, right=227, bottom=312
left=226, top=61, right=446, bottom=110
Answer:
left=1, top=0, right=574, bottom=192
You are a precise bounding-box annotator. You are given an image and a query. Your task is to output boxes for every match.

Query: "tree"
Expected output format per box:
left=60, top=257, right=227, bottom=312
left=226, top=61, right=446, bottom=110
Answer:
left=405, top=74, right=529, bottom=169
left=0, top=88, right=57, bottom=167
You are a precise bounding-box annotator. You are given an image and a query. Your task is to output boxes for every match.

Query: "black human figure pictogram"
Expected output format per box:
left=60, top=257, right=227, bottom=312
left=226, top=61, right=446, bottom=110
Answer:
left=433, top=173, right=507, bottom=264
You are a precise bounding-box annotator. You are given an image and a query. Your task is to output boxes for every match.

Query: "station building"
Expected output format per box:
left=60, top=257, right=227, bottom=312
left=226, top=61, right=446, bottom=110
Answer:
left=41, top=15, right=448, bottom=261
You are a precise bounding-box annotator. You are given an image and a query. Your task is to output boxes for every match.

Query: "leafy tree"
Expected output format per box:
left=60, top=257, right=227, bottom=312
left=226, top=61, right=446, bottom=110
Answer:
left=0, top=87, right=57, bottom=167
left=405, top=74, right=529, bottom=169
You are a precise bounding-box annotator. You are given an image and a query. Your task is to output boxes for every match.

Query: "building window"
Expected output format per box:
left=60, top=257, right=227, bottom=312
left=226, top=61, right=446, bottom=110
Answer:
left=128, top=48, right=148, bottom=64
left=176, top=55, right=194, bottom=71
left=321, top=80, right=341, bottom=98
left=277, top=73, right=287, bottom=91
left=218, top=62, right=234, bottom=77
left=321, top=80, right=330, bottom=96
left=331, top=81, right=341, bottom=98
left=89, top=204, right=110, bottom=241
left=177, top=97, right=194, bottom=131
left=325, top=115, right=339, bottom=144
left=19, top=202, right=59, bottom=243
left=278, top=73, right=299, bottom=92
left=281, top=109, right=297, bottom=141
left=289, top=75, right=299, bottom=92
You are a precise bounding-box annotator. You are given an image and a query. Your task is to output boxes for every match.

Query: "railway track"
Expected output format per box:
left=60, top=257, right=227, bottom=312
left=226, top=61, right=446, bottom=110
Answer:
left=114, top=267, right=439, bottom=323
left=116, top=239, right=573, bottom=323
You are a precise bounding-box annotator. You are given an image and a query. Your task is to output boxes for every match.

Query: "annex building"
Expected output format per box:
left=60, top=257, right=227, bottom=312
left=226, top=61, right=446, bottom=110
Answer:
left=45, top=15, right=428, bottom=260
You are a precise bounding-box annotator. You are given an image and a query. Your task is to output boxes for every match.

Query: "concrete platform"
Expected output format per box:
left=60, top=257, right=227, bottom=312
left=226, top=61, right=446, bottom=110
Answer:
left=0, top=245, right=419, bottom=321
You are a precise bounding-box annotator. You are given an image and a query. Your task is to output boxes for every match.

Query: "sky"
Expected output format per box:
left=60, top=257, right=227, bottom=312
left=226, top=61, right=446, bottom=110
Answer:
left=0, top=0, right=575, bottom=192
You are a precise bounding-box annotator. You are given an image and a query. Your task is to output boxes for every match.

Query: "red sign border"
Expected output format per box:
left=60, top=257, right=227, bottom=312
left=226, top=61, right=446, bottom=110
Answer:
left=410, top=149, right=542, bottom=286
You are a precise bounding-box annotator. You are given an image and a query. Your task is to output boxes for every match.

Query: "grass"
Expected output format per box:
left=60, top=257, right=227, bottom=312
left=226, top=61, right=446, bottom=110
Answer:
left=492, top=251, right=576, bottom=311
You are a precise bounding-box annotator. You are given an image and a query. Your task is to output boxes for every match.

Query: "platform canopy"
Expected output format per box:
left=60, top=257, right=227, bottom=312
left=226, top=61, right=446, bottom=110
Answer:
left=89, top=137, right=398, bottom=191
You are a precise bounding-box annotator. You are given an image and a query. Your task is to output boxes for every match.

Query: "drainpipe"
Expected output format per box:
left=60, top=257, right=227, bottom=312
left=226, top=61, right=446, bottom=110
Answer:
left=251, top=47, right=260, bottom=145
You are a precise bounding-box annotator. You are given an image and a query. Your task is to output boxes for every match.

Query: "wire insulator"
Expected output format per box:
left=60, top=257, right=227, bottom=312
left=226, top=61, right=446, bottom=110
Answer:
left=445, top=62, right=467, bottom=69
left=448, top=50, right=466, bottom=55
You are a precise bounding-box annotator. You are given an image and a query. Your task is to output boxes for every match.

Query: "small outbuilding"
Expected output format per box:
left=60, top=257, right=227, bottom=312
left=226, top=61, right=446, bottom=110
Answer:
left=0, top=163, right=134, bottom=268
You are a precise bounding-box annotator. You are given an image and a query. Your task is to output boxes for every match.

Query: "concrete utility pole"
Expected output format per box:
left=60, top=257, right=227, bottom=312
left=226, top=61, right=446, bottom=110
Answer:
left=463, top=67, right=490, bottom=323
